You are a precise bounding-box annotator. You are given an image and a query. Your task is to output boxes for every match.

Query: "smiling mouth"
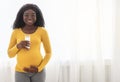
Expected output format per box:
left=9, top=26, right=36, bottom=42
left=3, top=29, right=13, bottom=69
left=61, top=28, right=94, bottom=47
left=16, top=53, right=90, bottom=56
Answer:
left=27, top=20, right=34, bottom=24
left=28, top=20, right=33, bottom=23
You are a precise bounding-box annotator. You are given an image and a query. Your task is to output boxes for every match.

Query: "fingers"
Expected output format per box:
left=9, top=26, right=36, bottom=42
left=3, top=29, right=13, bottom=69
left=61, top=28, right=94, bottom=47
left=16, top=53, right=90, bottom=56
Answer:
left=23, top=67, right=30, bottom=72
left=24, top=41, right=30, bottom=49
left=17, top=41, right=30, bottom=49
left=30, top=65, right=38, bottom=73
left=22, top=41, right=30, bottom=47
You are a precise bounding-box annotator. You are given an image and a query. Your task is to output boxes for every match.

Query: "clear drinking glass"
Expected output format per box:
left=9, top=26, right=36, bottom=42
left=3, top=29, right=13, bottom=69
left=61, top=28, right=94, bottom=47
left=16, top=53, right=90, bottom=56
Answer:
left=25, top=35, right=30, bottom=49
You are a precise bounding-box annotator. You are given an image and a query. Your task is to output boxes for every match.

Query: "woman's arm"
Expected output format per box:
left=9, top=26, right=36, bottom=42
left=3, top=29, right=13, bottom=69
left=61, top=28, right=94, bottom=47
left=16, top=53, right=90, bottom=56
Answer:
left=7, top=30, right=19, bottom=58
left=38, top=28, right=52, bottom=72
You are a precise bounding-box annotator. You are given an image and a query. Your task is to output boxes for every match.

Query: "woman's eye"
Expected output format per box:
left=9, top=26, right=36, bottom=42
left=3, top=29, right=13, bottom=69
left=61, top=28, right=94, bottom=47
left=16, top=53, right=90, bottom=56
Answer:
left=32, top=14, right=36, bottom=17
left=24, top=15, right=28, bottom=17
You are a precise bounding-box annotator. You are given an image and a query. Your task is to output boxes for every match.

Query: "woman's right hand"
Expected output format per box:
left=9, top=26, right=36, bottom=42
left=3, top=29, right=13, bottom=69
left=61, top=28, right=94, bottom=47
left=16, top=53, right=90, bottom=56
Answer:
left=17, top=41, right=30, bottom=49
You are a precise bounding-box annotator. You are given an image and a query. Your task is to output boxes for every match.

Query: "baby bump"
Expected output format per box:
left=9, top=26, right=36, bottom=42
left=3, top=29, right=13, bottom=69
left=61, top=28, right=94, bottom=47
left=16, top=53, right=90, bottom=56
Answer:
left=17, top=53, right=43, bottom=67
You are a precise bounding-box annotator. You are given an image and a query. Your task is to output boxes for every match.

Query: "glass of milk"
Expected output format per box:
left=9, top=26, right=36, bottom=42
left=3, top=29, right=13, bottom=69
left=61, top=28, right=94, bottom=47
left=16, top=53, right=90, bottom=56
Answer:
left=25, top=35, right=30, bottom=49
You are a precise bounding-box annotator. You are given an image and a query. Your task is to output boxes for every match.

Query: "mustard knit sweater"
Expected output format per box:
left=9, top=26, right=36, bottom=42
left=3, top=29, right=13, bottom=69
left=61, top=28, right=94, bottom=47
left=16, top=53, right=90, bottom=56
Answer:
left=7, top=27, right=51, bottom=72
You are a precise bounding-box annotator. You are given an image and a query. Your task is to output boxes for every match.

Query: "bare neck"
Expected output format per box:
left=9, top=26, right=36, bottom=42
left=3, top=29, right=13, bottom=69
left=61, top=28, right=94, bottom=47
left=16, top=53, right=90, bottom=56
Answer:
left=22, top=26, right=37, bottom=34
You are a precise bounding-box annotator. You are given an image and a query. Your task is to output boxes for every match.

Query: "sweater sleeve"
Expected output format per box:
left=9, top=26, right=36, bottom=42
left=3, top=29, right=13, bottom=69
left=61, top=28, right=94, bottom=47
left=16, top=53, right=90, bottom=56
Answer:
left=7, top=30, right=19, bottom=58
left=38, top=28, right=52, bottom=72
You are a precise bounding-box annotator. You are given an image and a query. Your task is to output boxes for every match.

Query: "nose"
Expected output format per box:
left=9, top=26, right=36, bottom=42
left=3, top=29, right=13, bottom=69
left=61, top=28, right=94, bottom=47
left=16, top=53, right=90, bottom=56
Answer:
left=28, top=15, right=32, bottom=20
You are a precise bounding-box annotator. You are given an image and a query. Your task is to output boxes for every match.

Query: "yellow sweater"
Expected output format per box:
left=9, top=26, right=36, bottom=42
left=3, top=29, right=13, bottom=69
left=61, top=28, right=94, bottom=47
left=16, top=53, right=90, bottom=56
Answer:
left=7, top=27, right=51, bottom=72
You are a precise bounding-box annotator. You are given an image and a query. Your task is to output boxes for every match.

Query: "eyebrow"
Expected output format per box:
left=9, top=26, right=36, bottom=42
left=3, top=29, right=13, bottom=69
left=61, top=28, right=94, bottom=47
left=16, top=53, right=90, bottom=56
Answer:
left=24, top=12, right=36, bottom=14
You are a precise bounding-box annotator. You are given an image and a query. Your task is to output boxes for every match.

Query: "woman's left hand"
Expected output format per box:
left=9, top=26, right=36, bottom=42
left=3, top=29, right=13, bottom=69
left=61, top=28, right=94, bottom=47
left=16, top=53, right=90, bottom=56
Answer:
left=30, top=65, right=38, bottom=73
left=23, top=65, right=38, bottom=73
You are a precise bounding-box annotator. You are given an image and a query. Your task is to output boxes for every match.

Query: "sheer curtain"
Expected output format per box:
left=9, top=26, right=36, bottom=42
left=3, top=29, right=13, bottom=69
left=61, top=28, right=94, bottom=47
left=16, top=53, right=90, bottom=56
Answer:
left=111, top=0, right=120, bottom=82
left=49, top=0, right=115, bottom=82
left=0, top=0, right=116, bottom=82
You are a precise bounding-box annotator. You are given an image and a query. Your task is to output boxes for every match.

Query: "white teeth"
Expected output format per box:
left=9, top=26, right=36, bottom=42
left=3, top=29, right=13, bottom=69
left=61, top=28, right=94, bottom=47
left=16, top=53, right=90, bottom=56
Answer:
left=28, top=21, right=32, bottom=22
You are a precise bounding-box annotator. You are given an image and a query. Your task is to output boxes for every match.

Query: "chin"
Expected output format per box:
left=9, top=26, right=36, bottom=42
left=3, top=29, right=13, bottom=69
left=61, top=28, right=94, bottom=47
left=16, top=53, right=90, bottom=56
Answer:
left=27, top=23, right=34, bottom=26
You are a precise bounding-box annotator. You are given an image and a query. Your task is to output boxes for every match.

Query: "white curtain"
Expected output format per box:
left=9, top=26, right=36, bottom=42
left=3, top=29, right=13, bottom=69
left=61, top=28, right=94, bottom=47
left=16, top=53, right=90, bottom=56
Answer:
left=111, top=0, right=120, bottom=82
left=46, top=0, right=115, bottom=82
left=0, top=0, right=117, bottom=82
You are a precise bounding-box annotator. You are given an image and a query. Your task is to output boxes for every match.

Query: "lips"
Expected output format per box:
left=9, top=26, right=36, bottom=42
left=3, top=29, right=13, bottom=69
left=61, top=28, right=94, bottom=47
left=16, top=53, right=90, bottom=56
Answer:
left=27, top=20, right=34, bottom=25
left=28, top=20, right=33, bottom=23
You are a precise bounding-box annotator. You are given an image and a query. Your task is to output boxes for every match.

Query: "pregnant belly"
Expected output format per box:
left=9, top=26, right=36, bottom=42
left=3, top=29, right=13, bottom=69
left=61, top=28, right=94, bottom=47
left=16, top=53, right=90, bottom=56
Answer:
left=17, top=54, right=43, bottom=67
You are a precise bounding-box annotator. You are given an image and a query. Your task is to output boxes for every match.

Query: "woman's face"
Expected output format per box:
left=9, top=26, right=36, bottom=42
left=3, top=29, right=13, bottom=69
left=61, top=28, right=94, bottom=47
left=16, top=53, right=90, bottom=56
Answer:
left=23, top=9, right=36, bottom=26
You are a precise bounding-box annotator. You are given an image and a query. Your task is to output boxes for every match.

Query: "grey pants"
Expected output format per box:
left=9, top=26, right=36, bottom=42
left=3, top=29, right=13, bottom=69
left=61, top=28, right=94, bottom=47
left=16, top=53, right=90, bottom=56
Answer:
left=15, top=69, right=46, bottom=82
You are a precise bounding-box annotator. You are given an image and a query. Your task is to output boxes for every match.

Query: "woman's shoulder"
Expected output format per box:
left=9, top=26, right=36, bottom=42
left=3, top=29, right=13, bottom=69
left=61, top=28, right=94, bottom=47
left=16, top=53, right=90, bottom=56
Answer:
left=12, top=28, right=21, bottom=34
left=38, top=27, right=47, bottom=32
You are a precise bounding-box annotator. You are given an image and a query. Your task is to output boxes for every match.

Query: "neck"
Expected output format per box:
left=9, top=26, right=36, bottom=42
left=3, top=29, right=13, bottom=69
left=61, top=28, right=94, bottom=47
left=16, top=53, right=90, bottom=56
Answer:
left=23, top=25, right=37, bottom=30
left=22, top=26, right=37, bottom=34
